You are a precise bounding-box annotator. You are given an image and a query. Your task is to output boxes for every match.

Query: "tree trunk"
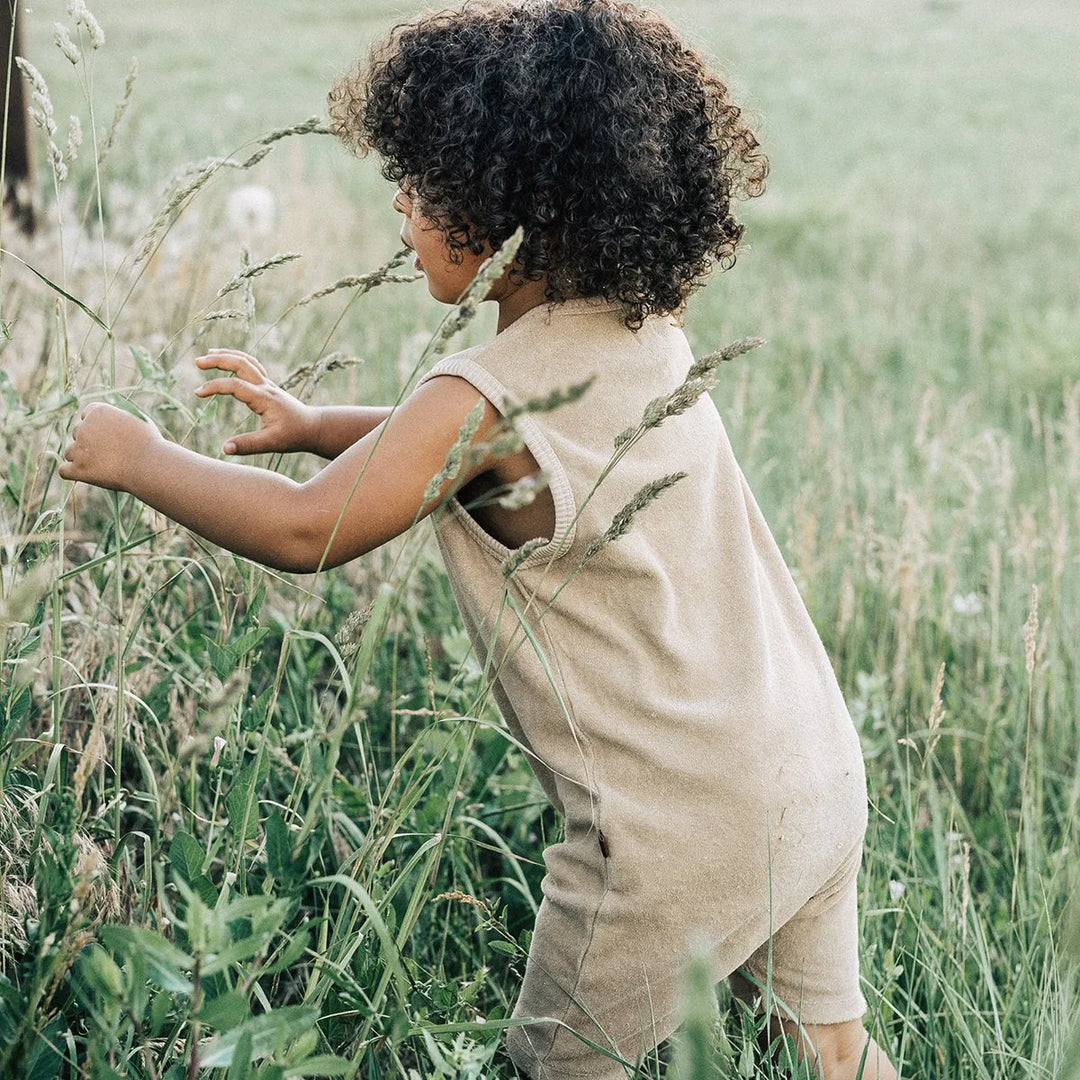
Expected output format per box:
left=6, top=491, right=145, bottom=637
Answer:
left=2, top=2, right=36, bottom=234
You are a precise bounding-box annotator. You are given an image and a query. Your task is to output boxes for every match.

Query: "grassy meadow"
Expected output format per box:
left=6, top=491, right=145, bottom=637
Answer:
left=1, top=0, right=1078, bottom=1076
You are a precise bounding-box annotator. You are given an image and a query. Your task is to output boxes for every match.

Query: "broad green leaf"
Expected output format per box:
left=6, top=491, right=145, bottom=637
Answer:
left=104, top=391, right=152, bottom=423
left=100, top=926, right=194, bottom=993
left=78, top=945, right=124, bottom=999
left=170, top=831, right=205, bottom=886
left=207, top=637, right=235, bottom=678
left=199, top=990, right=251, bottom=1031
left=231, top=626, right=270, bottom=658
left=200, top=932, right=280, bottom=977
left=263, top=928, right=309, bottom=976
left=192, top=873, right=219, bottom=907
left=199, top=1007, right=320, bottom=1068
left=227, top=1032, right=253, bottom=1080
left=265, top=811, right=293, bottom=879
left=283, top=1055, right=353, bottom=1077
left=130, top=345, right=157, bottom=380
left=227, top=762, right=262, bottom=841
left=151, top=989, right=172, bottom=1036
left=24, top=1017, right=65, bottom=1080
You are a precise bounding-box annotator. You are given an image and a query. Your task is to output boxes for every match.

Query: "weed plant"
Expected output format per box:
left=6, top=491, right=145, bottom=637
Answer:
left=0, top=3, right=1077, bottom=1079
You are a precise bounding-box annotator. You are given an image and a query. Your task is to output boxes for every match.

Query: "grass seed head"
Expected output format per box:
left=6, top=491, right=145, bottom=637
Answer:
left=16, top=58, right=56, bottom=137
left=67, top=0, right=105, bottom=49
left=97, top=58, right=138, bottom=168
left=585, top=471, right=688, bottom=560
left=214, top=252, right=302, bottom=301
left=1023, top=583, right=1039, bottom=677
left=496, top=472, right=549, bottom=511
left=423, top=398, right=486, bottom=505
left=501, top=537, right=547, bottom=578
left=65, top=116, right=83, bottom=163
left=53, top=22, right=82, bottom=65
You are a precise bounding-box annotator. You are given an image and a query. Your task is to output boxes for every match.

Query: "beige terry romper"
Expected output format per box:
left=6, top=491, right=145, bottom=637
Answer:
left=417, top=298, right=869, bottom=1079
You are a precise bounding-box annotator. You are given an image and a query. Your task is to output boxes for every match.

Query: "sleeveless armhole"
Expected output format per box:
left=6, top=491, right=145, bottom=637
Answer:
left=417, top=355, right=578, bottom=570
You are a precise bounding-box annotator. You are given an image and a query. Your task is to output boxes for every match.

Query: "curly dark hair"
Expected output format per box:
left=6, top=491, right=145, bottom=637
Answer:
left=328, top=0, right=767, bottom=328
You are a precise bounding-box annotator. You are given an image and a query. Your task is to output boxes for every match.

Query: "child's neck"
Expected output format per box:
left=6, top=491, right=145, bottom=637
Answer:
left=494, top=276, right=551, bottom=333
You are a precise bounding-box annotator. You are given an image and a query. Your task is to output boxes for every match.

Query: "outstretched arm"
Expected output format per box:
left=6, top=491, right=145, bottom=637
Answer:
left=195, top=349, right=393, bottom=460
left=60, top=375, right=500, bottom=573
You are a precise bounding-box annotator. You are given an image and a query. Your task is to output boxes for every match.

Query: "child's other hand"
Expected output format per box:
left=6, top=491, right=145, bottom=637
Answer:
left=195, top=348, right=316, bottom=456
left=59, top=402, right=162, bottom=491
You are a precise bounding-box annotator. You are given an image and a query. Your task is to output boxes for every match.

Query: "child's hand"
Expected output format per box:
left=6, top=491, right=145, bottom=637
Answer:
left=59, top=403, right=162, bottom=491
left=194, top=348, right=317, bottom=456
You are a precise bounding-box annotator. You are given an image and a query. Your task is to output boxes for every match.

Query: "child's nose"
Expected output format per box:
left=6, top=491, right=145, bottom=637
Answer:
left=391, top=187, right=411, bottom=215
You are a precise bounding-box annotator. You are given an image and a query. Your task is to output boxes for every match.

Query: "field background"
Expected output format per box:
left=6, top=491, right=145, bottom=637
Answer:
left=2, top=0, right=1078, bottom=1077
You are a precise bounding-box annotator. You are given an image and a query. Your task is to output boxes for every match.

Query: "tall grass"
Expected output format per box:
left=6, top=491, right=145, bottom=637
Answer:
left=0, top=2, right=1077, bottom=1078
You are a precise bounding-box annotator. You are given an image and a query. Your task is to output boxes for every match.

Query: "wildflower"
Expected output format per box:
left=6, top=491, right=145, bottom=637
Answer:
left=888, top=880, right=905, bottom=902
left=210, top=736, right=227, bottom=768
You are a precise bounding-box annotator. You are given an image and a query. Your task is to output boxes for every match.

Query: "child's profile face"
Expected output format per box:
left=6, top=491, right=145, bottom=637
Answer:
left=393, top=184, right=493, bottom=305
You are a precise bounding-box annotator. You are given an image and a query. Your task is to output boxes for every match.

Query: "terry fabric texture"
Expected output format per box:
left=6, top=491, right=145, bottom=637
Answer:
left=416, top=298, right=870, bottom=1079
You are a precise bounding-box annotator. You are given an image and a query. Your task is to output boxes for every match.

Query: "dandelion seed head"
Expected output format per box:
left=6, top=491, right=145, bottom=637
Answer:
left=225, top=184, right=277, bottom=239
left=888, top=880, right=905, bottom=902
left=951, top=592, right=982, bottom=617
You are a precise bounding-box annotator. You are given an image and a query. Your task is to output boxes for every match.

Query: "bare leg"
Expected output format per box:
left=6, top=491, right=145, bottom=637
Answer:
left=771, top=1017, right=899, bottom=1080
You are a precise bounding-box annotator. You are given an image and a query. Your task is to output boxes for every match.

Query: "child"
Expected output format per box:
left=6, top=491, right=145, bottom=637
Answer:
left=61, top=1, right=899, bottom=1077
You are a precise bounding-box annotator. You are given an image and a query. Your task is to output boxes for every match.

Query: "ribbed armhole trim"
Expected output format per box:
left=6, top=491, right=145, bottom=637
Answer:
left=417, top=356, right=577, bottom=569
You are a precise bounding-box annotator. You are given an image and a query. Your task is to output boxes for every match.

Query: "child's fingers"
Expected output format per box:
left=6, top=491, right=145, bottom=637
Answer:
left=202, top=347, right=267, bottom=375
left=194, top=377, right=264, bottom=410
left=222, top=430, right=274, bottom=456
left=195, top=349, right=269, bottom=382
